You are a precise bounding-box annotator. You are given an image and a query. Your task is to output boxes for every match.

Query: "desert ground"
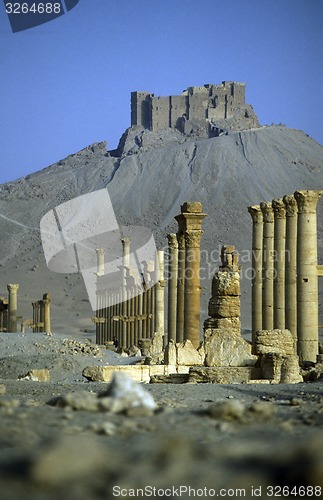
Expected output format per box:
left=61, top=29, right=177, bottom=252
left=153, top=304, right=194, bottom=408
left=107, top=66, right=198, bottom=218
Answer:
left=0, top=332, right=322, bottom=500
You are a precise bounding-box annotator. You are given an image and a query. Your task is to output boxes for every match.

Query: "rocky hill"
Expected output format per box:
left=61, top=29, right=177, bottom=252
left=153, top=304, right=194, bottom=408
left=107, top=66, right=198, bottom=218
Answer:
left=0, top=125, right=322, bottom=335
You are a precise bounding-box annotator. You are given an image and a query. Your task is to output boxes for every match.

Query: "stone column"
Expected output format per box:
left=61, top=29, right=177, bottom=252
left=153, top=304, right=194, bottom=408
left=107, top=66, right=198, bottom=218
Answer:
left=96, top=248, right=105, bottom=276
left=43, top=293, right=51, bottom=334
left=7, top=284, right=19, bottom=333
left=155, top=250, right=166, bottom=338
left=247, top=205, right=263, bottom=346
left=32, top=301, right=39, bottom=333
left=39, top=300, right=45, bottom=333
left=272, top=198, right=286, bottom=329
left=175, top=202, right=207, bottom=349
left=167, top=234, right=178, bottom=343
left=283, top=194, right=298, bottom=340
left=294, top=189, right=323, bottom=363
left=260, top=202, right=274, bottom=330
left=176, top=233, right=185, bottom=343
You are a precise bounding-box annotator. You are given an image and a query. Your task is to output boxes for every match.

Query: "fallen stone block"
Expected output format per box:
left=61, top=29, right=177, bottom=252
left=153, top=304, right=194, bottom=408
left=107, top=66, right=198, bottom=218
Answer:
left=18, top=369, right=50, bottom=382
left=83, top=365, right=151, bottom=383
left=176, top=339, right=204, bottom=366
left=149, top=373, right=190, bottom=384
left=204, top=328, right=257, bottom=367
left=188, top=366, right=260, bottom=384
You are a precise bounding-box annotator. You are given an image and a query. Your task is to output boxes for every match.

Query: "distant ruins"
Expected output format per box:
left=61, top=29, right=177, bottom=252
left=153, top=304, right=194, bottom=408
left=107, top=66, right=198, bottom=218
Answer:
left=131, top=81, right=259, bottom=136
left=2, top=189, right=322, bottom=385
left=0, top=288, right=51, bottom=334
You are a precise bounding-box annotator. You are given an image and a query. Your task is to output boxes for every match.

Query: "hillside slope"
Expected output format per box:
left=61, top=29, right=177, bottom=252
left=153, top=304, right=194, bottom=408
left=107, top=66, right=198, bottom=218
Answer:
left=0, top=126, right=322, bottom=334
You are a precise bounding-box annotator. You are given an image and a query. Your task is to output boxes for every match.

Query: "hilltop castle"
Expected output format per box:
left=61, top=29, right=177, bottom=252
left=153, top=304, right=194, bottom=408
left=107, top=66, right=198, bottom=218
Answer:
left=131, top=81, right=259, bottom=136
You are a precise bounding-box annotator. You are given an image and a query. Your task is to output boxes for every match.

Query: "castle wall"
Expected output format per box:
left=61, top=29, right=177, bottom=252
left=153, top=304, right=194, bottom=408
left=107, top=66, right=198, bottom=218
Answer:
left=170, top=95, right=188, bottom=129
left=151, top=96, right=170, bottom=131
left=131, top=91, right=151, bottom=129
left=131, top=81, right=247, bottom=133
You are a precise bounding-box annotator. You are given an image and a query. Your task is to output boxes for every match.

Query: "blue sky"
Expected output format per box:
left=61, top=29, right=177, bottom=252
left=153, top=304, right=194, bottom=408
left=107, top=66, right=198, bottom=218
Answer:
left=0, top=0, right=322, bottom=184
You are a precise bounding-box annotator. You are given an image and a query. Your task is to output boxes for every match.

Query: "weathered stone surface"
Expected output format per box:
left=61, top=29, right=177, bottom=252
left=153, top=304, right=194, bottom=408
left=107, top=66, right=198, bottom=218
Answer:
left=204, top=328, right=257, bottom=367
left=260, top=353, right=302, bottom=384
left=255, top=329, right=296, bottom=356
left=83, top=365, right=150, bottom=383
left=176, top=340, right=204, bottom=366
left=18, top=369, right=50, bottom=382
left=149, top=373, right=190, bottom=384
left=208, top=296, right=240, bottom=318
left=211, top=271, right=240, bottom=297
left=0, top=384, right=6, bottom=395
left=204, top=317, right=241, bottom=333
left=188, top=366, right=260, bottom=384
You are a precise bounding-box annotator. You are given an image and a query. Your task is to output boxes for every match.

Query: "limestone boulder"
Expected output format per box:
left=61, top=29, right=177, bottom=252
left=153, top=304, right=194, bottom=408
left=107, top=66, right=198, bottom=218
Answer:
left=204, top=328, right=257, bottom=367
left=255, top=329, right=296, bottom=356
left=18, top=369, right=50, bottom=382
left=176, top=340, right=204, bottom=366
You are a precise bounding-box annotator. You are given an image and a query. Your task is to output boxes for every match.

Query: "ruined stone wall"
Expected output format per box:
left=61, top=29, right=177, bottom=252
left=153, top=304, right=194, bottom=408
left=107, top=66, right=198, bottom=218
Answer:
left=131, top=81, right=247, bottom=133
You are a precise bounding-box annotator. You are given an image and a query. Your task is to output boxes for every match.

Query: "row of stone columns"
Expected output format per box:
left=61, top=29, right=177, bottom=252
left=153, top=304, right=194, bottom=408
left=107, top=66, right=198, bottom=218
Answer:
left=167, top=202, right=207, bottom=348
left=248, top=190, right=322, bottom=362
left=94, top=243, right=165, bottom=348
left=32, top=293, right=51, bottom=334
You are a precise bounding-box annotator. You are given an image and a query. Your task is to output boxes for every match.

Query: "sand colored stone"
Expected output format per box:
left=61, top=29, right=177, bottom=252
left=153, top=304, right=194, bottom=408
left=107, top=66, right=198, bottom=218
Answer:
left=175, top=202, right=206, bottom=348
left=204, top=328, right=256, bottom=367
left=247, top=205, right=263, bottom=341
left=294, top=189, right=323, bottom=363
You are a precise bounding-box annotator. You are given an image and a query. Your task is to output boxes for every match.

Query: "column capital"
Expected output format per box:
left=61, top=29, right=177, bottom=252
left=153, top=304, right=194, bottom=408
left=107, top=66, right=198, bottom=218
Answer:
left=184, top=229, right=204, bottom=248
left=167, top=233, right=178, bottom=249
left=175, top=201, right=207, bottom=232
left=95, top=248, right=105, bottom=256
left=294, top=190, right=323, bottom=214
left=260, top=201, right=274, bottom=223
left=247, top=205, right=263, bottom=223
left=272, top=198, right=286, bottom=219
left=283, top=194, right=297, bottom=216
left=121, top=237, right=131, bottom=246
left=7, top=284, right=19, bottom=293
left=177, top=233, right=185, bottom=250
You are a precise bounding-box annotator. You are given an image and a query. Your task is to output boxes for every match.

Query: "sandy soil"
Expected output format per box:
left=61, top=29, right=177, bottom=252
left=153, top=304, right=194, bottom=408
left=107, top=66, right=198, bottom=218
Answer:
left=0, top=333, right=322, bottom=500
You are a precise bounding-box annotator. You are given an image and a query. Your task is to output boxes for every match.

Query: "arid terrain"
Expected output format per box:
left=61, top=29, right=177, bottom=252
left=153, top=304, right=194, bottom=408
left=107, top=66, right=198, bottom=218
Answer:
left=0, top=333, right=322, bottom=499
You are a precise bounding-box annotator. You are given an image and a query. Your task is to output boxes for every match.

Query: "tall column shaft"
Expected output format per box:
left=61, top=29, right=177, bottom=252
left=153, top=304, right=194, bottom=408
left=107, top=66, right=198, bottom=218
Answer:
left=247, top=205, right=263, bottom=346
left=155, top=250, right=166, bottom=337
left=272, top=198, right=286, bottom=329
left=183, top=230, right=204, bottom=348
left=283, top=194, right=298, bottom=339
left=176, top=233, right=185, bottom=343
left=175, top=202, right=206, bottom=349
left=260, top=202, right=274, bottom=330
left=167, top=234, right=178, bottom=342
left=295, top=190, right=322, bottom=362
left=7, top=284, right=19, bottom=333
